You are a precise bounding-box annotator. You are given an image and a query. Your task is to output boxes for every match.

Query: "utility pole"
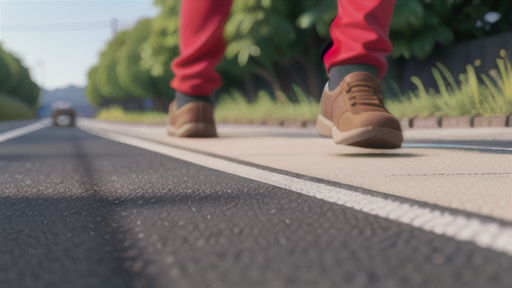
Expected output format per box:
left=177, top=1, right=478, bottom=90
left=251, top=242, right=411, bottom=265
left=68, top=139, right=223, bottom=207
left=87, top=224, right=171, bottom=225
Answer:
left=110, top=18, right=118, bottom=38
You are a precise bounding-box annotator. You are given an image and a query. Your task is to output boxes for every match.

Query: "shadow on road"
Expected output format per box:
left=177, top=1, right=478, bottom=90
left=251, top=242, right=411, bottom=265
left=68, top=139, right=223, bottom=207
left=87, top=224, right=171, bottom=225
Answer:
left=338, top=153, right=423, bottom=158
left=0, top=196, right=141, bottom=288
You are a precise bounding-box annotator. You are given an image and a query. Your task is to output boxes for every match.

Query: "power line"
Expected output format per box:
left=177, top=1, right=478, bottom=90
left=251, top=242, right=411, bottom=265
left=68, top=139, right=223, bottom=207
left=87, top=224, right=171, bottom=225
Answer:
left=1, top=19, right=133, bottom=32
left=1, top=20, right=110, bottom=32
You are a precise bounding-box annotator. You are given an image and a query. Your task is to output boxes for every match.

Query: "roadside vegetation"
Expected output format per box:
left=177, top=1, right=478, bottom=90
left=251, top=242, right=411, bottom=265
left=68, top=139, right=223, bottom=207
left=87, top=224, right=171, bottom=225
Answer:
left=216, top=55, right=512, bottom=123
left=97, top=55, right=511, bottom=124
left=95, top=106, right=166, bottom=125
left=87, top=0, right=511, bottom=111
left=214, top=85, right=319, bottom=123
left=387, top=54, right=512, bottom=119
left=0, top=95, right=37, bottom=121
left=93, top=1, right=511, bottom=124
left=0, top=45, right=40, bottom=121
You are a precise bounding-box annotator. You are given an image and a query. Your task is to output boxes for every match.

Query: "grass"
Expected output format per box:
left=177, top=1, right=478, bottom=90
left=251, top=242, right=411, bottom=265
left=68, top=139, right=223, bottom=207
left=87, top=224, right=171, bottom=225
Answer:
left=0, top=95, right=37, bottom=122
left=95, top=85, right=319, bottom=125
left=216, top=55, right=511, bottom=122
left=214, top=84, right=319, bottom=123
left=95, top=106, right=167, bottom=125
left=95, top=55, right=512, bottom=124
left=386, top=54, right=512, bottom=119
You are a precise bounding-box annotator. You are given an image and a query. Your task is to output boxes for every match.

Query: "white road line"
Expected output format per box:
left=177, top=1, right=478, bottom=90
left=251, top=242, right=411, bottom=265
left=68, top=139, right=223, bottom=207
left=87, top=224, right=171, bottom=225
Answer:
left=403, top=143, right=512, bottom=151
left=79, top=123, right=512, bottom=256
left=0, top=119, right=51, bottom=143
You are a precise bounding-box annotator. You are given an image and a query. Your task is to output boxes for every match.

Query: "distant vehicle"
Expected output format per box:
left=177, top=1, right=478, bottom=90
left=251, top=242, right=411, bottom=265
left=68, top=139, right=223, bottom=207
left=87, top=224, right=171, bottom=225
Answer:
left=51, top=101, right=76, bottom=127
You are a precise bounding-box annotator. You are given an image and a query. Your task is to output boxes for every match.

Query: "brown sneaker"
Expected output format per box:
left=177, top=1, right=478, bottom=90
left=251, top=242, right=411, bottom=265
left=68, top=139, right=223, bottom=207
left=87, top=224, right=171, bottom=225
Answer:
left=316, top=72, right=402, bottom=148
left=167, top=101, right=217, bottom=137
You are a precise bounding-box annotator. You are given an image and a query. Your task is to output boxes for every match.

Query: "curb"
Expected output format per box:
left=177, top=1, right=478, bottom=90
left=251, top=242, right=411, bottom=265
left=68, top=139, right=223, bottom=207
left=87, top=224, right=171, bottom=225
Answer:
left=219, top=115, right=512, bottom=130
left=401, top=115, right=511, bottom=129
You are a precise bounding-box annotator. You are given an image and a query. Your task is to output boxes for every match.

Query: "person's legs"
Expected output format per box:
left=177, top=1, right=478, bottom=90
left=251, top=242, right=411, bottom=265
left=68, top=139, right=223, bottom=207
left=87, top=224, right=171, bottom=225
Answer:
left=324, top=0, right=395, bottom=82
left=171, top=0, right=232, bottom=98
left=317, top=0, right=402, bottom=148
left=168, top=0, right=232, bottom=138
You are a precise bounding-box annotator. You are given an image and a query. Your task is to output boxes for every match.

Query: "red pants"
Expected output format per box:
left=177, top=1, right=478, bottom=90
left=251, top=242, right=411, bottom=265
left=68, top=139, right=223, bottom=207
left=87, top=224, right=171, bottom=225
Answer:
left=171, top=0, right=395, bottom=96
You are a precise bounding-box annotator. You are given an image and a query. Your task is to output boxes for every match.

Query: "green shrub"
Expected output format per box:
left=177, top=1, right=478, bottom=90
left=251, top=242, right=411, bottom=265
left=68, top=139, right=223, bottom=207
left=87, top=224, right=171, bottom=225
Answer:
left=94, top=55, right=512, bottom=124
left=386, top=54, right=512, bottom=119
left=0, top=95, right=37, bottom=121
left=215, top=85, right=319, bottom=123
left=95, top=106, right=166, bottom=124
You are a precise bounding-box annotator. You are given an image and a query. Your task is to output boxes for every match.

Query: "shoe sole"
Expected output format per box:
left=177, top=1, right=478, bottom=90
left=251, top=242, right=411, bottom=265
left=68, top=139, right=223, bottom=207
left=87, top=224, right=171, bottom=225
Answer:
left=316, top=113, right=333, bottom=137
left=167, top=122, right=217, bottom=138
left=316, top=113, right=402, bottom=149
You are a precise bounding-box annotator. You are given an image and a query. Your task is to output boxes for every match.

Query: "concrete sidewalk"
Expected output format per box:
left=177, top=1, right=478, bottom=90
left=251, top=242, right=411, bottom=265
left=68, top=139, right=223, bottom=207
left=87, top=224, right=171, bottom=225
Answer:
left=78, top=119, right=512, bottom=222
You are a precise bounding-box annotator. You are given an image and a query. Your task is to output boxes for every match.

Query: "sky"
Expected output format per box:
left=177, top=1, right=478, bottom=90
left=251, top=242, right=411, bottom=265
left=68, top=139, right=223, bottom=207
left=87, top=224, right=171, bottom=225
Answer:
left=0, top=0, right=160, bottom=90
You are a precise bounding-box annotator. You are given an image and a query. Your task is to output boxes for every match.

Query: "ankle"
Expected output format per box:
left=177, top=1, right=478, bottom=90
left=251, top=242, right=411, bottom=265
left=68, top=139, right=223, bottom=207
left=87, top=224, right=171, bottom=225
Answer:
left=328, top=65, right=378, bottom=91
left=176, top=91, right=213, bottom=109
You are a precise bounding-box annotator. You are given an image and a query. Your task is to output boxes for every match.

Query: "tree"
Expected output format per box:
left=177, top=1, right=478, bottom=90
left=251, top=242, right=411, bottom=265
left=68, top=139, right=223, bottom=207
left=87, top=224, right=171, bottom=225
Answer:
left=218, top=0, right=313, bottom=102
left=89, top=30, right=149, bottom=111
left=139, top=0, right=180, bottom=111
left=390, top=0, right=512, bottom=60
left=88, top=0, right=511, bottom=109
left=0, top=45, right=40, bottom=109
left=85, top=65, right=104, bottom=108
left=116, top=19, right=154, bottom=99
left=0, top=47, right=19, bottom=94
left=95, top=31, right=130, bottom=101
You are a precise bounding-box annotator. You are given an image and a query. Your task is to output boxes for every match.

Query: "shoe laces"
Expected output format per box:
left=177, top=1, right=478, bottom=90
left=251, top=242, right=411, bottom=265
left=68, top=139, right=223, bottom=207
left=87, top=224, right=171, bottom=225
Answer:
left=346, top=80, right=383, bottom=108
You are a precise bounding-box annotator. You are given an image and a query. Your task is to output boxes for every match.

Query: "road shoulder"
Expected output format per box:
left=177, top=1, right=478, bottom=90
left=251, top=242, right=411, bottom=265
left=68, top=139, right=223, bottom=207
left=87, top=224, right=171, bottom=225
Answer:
left=77, top=118, right=512, bottom=222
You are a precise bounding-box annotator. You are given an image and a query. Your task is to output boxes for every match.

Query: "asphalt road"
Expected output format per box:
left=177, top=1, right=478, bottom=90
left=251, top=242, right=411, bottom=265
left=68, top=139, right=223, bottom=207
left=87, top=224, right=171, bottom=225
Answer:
left=1, top=121, right=512, bottom=288
left=0, top=119, right=41, bottom=133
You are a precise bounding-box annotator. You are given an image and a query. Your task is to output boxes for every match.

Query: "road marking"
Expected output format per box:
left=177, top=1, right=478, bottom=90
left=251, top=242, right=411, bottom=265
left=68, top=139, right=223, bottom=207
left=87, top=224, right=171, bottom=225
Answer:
left=0, top=119, right=51, bottom=143
left=403, top=143, right=512, bottom=153
left=79, top=124, right=512, bottom=256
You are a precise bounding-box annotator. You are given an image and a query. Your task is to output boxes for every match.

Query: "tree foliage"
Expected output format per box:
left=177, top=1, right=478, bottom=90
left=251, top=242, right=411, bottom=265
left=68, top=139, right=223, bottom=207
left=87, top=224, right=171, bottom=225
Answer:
left=87, top=1, right=178, bottom=110
left=390, top=0, right=511, bottom=60
left=85, top=65, right=104, bottom=107
left=87, top=0, right=511, bottom=108
left=138, top=0, right=180, bottom=108
left=116, top=19, right=153, bottom=99
left=217, top=0, right=301, bottom=101
left=0, top=45, right=40, bottom=108
left=140, top=0, right=180, bottom=79
left=223, top=0, right=296, bottom=71
left=295, top=0, right=336, bottom=39
left=95, top=31, right=129, bottom=100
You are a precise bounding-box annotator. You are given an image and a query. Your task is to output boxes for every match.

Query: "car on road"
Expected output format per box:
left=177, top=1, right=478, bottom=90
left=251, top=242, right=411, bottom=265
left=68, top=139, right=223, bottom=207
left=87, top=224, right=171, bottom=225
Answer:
left=51, top=101, right=76, bottom=127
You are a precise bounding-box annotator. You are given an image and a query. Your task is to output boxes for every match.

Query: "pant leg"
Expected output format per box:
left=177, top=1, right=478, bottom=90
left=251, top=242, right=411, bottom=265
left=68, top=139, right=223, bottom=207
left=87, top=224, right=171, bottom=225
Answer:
left=323, top=0, right=395, bottom=79
left=170, top=0, right=233, bottom=96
